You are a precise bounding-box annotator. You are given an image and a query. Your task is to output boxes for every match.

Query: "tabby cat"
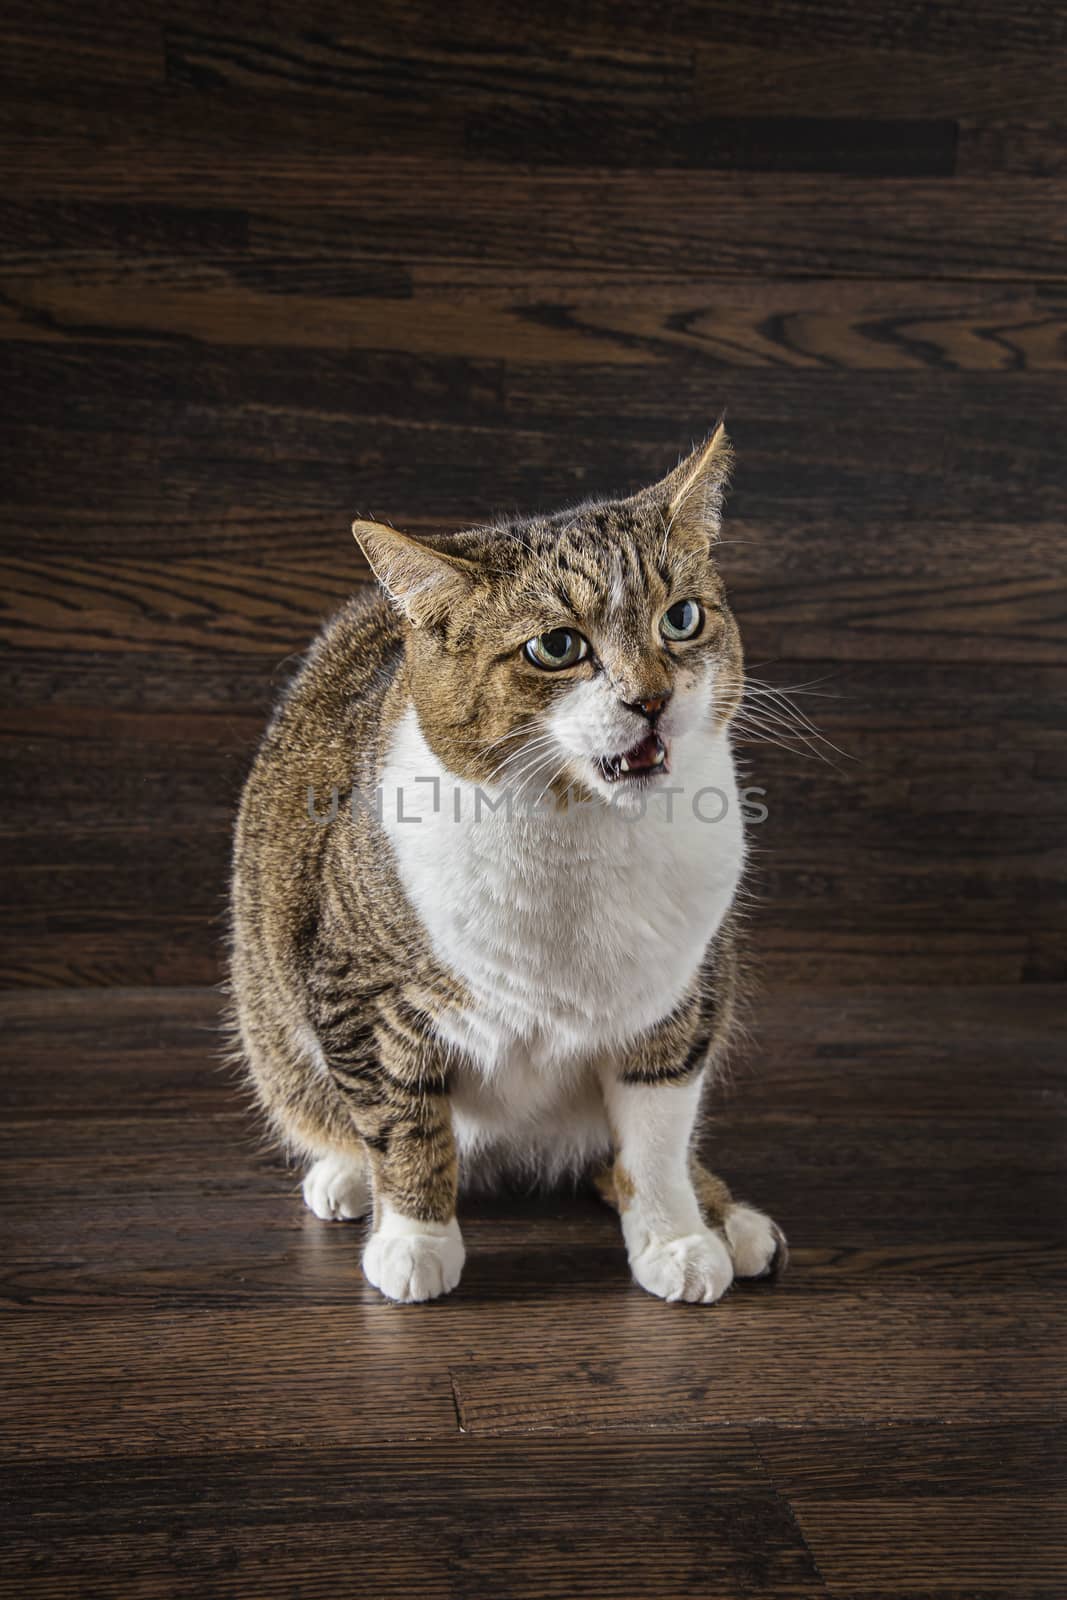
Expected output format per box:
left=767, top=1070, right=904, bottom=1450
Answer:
left=231, top=423, right=786, bottom=1303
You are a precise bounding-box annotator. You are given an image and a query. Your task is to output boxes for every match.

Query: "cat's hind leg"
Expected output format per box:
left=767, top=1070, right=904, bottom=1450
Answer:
left=302, top=1150, right=371, bottom=1221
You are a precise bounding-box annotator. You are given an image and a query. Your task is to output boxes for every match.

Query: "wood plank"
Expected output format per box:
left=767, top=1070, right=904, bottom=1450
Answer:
left=958, top=120, right=1067, bottom=176
left=666, top=0, right=1067, bottom=54
left=4, top=442, right=1063, bottom=576
left=785, top=1498, right=1064, bottom=1595
left=0, top=153, right=1063, bottom=281
left=465, top=108, right=959, bottom=175
left=0, top=199, right=249, bottom=257
left=163, top=16, right=691, bottom=108
left=11, top=3, right=1067, bottom=120
left=0, top=1437, right=826, bottom=1599
left=0, top=1308, right=457, bottom=1456
left=688, top=48, right=1067, bottom=121
left=161, top=0, right=1066, bottom=88
left=0, top=930, right=222, bottom=990
left=2, top=269, right=1064, bottom=373
left=158, top=0, right=1067, bottom=63
left=0, top=846, right=1060, bottom=987
left=757, top=1422, right=1067, bottom=1498
left=450, top=1285, right=1065, bottom=1432
left=2, top=349, right=1065, bottom=549
left=246, top=174, right=1067, bottom=282
left=0, top=3, right=162, bottom=90
left=4, top=1125, right=1065, bottom=1312
left=757, top=1425, right=1067, bottom=1596
left=3, top=1217, right=1062, bottom=1438
left=11, top=71, right=1067, bottom=174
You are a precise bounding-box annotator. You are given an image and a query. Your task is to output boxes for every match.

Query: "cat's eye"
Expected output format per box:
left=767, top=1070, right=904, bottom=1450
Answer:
left=523, top=629, right=589, bottom=671
left=660, top=599, right=704, bottom=642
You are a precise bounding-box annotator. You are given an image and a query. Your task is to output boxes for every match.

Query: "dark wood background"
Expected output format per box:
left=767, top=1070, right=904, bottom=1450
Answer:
left=1, top=0, right=1065, bottom=991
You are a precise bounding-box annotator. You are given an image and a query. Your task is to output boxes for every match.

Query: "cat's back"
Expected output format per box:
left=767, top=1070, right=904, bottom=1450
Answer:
left=255, top=591, right=404, bottom=789
left=231, top=591, right=404, bottom=975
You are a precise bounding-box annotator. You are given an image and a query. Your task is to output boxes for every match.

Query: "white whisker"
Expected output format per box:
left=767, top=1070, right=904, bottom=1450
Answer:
left=474, top=720, right=543, bottom=761
left=740, top=675, right=854, bottom=765
left=486, top=736, right=562, bottom=794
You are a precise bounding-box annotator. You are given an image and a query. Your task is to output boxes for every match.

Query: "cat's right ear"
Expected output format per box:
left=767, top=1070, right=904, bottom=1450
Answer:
left=655, top=421, right=734, bottom=548
left=352, top=520, right=476, bottom=628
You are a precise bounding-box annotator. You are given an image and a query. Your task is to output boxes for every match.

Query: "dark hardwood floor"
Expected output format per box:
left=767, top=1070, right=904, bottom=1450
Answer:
left=1, top=1, right=1065, bottom=1594
left=1, top=985, right=1064, bottom=1596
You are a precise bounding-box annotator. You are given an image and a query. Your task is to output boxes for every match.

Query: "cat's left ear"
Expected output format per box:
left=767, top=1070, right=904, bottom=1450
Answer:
left=352, top=519, right=477, bottom=628
left=654, top=420, right=733, bottom=547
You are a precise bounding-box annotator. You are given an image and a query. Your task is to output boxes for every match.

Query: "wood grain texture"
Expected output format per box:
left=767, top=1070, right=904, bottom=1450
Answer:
left=464, top=110, right=961, bottom=174
left=0, top=1438, right=826, bottom=1599
left=1, top=6, right=1065, bottom=997
left=1, top=7, right=1064, bottom=1594
left=3, top=270, right=1065, bottom=370
left=3, top=347, right=1064, bottom=534
left=0, top=985, right=1063, bottom=1595
left=756, top=1426, right=1067, bottom=1596
left=450, top=1298, right=1066, bottom=1433
left=5, top=162, right=1065, bottom=279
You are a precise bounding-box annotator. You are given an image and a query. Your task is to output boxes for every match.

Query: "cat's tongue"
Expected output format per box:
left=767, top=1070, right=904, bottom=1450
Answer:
left=598, top=732, right=668, bottom=782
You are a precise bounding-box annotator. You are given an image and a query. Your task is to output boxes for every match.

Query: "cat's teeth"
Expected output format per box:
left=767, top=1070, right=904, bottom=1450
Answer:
left=650, top=747, right=665, bottom=766
left=619, top=757, right=631, bottom=773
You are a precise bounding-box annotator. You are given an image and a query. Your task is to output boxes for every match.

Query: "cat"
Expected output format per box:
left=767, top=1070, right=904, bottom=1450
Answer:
left=230, top=421, right=786, bottom=1303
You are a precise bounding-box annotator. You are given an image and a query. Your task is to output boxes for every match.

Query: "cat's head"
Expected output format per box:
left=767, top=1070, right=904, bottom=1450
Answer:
left=353, top=423, right=742, bottom=804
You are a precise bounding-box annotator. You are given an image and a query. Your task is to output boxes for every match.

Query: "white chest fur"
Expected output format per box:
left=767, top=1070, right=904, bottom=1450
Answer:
left=380, top=708, right=745, bottom=1092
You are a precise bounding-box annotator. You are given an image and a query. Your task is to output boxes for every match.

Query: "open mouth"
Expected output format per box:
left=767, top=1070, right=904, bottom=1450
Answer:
left=596, top=732, right=669, bottom=784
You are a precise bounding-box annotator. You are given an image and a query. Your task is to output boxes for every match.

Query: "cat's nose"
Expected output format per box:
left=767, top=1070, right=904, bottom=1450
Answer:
left=627, top=693, right=671, bottom=722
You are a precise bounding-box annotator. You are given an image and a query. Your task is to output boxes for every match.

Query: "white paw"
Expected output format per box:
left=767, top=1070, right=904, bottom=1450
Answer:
left=362, top=1219, right=465, bottom=1304
left=722, top=1204, right=787, bottom=1278
left=302, top=1155, right=371, bottom=1221
left=630, top=1228, right=734, bottom=1304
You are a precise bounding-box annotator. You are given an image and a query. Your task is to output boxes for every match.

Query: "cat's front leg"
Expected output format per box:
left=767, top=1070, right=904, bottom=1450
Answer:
left=361, top=1102, right=465, bottom=1303
left=600, top=1065, right=734, bottom=1305
left=352, top=1007, right=465, bottom=1305
left=362, top=1199, right=464, bottom=1304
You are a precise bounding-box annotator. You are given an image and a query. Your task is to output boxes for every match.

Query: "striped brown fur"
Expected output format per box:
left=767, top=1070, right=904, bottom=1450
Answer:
left=230, top=425, right=785, bottom=1301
